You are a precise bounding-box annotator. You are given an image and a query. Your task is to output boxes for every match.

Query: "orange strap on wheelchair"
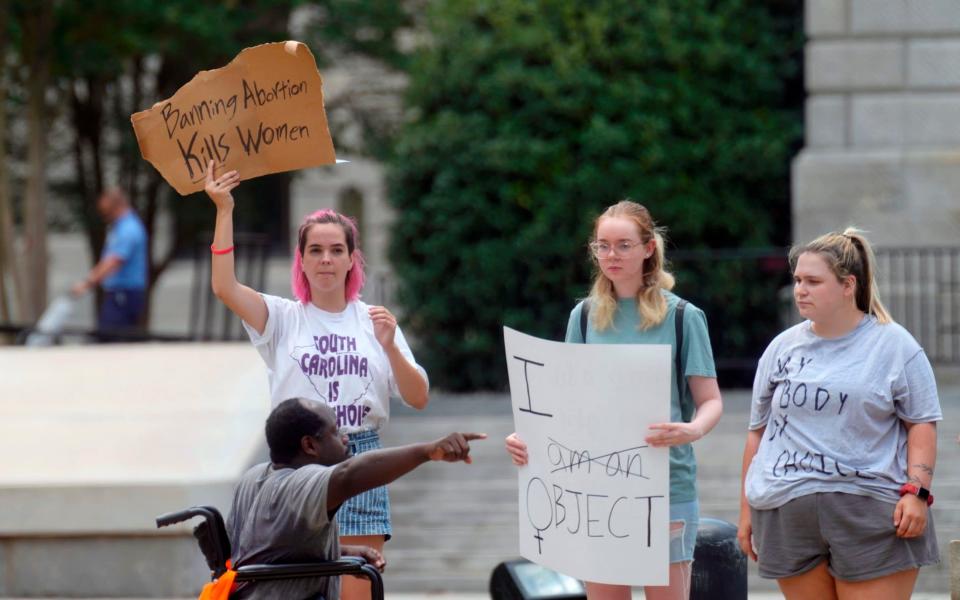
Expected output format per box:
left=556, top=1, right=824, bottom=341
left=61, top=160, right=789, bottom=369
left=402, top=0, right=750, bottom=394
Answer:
left=198, top=560, right=237, bottom=600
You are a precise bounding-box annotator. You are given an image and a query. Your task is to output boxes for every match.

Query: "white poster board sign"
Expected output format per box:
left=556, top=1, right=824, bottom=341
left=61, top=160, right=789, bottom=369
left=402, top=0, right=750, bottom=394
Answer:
left=504, top=326, right=672, bottom=586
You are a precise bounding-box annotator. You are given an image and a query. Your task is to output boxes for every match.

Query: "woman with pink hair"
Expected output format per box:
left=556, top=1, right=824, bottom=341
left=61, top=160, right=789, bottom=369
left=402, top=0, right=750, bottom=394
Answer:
left=204, top=161, right=429, bottom=599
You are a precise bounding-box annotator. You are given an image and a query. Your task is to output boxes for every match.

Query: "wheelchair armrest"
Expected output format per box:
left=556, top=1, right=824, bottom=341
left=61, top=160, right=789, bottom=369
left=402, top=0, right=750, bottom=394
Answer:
left=234, top=558, right=384, bottom=600
left=234, top=558, right=367, bottom=581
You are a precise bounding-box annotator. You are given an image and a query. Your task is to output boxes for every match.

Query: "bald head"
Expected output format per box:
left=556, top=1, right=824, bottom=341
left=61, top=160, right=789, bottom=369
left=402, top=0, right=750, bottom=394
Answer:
left=265, top=398, right=345, bottom=465
left=309, top=401, right=337, bottom=429
left=97, top=188, right=130, bottom=222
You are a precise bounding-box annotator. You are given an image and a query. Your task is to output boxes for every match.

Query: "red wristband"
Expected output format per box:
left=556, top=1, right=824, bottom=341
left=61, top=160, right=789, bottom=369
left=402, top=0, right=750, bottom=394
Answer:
left=899, top=483, right=934, bottom=506
left=210, top=243, right=234, bottom=255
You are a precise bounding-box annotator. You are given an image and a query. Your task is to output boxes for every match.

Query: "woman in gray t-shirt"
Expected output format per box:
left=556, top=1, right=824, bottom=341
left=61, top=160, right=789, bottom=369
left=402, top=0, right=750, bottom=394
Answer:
left=737, top=228, right=941, bottom=600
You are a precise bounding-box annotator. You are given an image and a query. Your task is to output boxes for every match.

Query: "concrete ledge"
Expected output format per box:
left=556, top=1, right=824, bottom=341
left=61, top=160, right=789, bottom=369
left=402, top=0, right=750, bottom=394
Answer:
left=0, top=535, right=210, bottom=598
left=0, top=343, right=271, bottom=596
left=0, top=481, right=239, bottom=536
left=0, top=535, right=208, bottom=598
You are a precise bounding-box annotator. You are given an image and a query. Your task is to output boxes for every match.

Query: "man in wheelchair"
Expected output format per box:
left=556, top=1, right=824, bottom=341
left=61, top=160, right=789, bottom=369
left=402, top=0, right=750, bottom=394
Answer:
left=227, top=397, right=486, bottom=599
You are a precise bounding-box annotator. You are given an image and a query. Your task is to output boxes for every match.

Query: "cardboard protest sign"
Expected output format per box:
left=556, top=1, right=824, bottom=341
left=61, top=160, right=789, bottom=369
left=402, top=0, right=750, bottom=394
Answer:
left=131, top=41, right=336, bottom=195
left=504, top=327, right=671, bottom=586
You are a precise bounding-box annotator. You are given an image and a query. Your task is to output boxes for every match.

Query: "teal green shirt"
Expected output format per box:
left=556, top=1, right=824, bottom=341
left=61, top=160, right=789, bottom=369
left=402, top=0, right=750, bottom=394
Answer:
left=565, top=290, right=717, bottom=503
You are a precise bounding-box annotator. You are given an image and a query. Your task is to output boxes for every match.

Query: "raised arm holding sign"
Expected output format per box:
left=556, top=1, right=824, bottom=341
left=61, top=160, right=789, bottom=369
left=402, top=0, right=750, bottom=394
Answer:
left=183, top=44, right=431, bottom=598
left=201, top=161, right=432, bottom=600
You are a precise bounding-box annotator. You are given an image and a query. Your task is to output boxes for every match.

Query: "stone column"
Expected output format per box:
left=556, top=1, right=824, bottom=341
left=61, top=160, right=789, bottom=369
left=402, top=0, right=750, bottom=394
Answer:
left=794, top=0, right=960, bottom=246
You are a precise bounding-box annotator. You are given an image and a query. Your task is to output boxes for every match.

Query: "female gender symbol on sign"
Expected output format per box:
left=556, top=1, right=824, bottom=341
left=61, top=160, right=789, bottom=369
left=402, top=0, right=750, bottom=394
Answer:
left=526, top=476, right=553, bottom=553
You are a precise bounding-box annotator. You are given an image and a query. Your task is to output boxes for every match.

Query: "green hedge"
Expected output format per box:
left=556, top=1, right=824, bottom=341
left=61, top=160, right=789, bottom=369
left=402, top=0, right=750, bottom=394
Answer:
left=388, top=0, right=803, bottom=390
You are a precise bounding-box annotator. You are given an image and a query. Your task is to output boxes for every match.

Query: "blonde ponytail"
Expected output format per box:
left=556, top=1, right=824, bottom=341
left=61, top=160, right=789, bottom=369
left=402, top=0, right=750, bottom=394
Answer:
left=841, top=227, right=892, bottom=323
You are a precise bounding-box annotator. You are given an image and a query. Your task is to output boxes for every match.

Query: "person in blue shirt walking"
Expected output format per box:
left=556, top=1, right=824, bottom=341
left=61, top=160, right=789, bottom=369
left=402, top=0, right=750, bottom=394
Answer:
left=72, top=188, right=148, bottom=336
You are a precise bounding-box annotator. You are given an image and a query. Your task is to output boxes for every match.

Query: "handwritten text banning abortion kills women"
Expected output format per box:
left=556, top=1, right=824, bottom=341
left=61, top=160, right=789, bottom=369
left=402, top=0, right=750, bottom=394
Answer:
left=131, top=41, right=336, bottom=195
left=504, top=327, right=671, bottom=586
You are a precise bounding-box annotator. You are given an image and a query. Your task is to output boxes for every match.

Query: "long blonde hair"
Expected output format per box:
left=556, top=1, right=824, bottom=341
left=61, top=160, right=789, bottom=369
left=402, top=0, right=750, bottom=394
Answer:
left=789, top=227, right=892, bottom=324
left=587, top=200, right=675, bottom=331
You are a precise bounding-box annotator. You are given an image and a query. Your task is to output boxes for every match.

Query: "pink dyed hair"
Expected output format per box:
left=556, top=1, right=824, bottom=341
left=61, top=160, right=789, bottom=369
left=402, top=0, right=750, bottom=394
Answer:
left=291, top=209, right=366, bottom=303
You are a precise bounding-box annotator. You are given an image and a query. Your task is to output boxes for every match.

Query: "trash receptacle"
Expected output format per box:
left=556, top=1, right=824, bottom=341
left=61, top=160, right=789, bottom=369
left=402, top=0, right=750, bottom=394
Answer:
left=691, top=517, right=747, bottom=600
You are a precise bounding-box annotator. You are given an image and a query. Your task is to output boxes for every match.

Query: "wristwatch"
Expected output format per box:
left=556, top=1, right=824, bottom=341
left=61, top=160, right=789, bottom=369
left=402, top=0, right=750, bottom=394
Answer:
left=899, top=483, right=934, bottom=506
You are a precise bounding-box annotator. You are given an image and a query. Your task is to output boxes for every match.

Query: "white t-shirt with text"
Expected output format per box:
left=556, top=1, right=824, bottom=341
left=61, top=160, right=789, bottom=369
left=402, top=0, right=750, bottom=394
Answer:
left=243, top=294, right=428, bottom=433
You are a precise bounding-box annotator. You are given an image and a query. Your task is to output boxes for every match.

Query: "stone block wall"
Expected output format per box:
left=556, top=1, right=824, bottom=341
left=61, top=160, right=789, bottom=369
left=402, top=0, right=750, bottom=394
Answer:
left=794, top=0, right=960, bottom=246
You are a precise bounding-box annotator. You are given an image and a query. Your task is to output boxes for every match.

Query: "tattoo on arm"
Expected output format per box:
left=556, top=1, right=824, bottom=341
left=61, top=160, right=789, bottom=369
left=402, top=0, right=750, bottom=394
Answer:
left=912, top=463, right=934, bottom=476
left=907, top=475, right=923, bottom=486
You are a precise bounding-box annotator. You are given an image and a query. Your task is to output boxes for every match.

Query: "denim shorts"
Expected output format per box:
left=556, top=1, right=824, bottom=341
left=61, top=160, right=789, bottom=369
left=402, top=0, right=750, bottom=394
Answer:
left=751, top=492, right=939, bottom=581
left=338, top=430, right=392, bottom=539
left=670, top=499, right=700, bottom=563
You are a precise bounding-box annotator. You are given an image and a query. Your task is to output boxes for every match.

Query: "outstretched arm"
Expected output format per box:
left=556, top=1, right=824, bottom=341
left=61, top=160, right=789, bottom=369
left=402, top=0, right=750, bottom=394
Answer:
left=327, top=432, right=486, bottom=511
left=204, top=160, right=268, bottom=334
left=71, top=255, right=124, bottom=297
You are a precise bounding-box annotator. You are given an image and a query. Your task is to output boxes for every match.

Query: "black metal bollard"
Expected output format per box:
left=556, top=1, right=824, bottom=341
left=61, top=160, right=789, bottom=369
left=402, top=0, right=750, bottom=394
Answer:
left=690, top=517, right=747, bottom=600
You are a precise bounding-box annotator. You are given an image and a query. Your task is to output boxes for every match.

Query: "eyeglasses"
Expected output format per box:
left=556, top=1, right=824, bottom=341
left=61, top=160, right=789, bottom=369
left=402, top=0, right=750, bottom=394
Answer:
left=589, top=241, right=645, bottom=259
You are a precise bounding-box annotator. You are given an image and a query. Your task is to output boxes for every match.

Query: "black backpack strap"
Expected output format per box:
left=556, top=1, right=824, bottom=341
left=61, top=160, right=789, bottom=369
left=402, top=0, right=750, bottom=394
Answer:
left=675, top=300, right=687, bottom=406
left=579, top=299, right=590, bottom=342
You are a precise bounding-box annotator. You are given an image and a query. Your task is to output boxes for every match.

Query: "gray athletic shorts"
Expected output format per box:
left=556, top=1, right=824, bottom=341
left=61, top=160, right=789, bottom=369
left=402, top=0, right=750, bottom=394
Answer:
left=751, top=492, right=939, bottom=581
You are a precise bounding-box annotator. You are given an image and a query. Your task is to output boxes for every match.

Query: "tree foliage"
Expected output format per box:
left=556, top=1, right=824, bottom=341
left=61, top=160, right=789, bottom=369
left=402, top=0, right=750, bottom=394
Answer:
left=388, top=0, right=803, bottom=389
left=2, top=0, right=301, bottom=323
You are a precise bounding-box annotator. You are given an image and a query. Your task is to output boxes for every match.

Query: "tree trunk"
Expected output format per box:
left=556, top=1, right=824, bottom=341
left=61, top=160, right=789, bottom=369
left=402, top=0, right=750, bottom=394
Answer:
left=0, top=0, right=22, bottom=323
left=71, top=75, right=109, bottom=264
left=70, top=75, right=109, bottom=324
left=137, top=56, right=202, bottom=326
left=22, top=2, right=54, bottom=322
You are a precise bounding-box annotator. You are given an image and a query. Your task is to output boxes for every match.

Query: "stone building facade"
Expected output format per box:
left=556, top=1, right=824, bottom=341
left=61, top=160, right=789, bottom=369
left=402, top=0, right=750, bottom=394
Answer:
left=794, top=0, right=960, bottom=246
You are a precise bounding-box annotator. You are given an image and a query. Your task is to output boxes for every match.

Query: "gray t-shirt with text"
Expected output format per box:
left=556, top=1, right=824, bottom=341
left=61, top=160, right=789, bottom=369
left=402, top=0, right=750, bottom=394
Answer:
left=745, top=316, right=941, bottom=510
left=227, top=462, right=340, bottom=600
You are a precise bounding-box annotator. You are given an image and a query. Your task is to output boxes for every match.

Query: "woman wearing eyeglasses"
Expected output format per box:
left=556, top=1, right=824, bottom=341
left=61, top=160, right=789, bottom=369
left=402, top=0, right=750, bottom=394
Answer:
left=505, top=200, right=723, bottom=600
